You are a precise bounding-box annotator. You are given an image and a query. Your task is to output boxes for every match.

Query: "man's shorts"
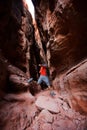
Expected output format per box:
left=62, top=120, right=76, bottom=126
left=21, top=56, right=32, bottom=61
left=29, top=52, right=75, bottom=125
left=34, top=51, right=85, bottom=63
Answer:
left=37, top=75, right=50, bottom=86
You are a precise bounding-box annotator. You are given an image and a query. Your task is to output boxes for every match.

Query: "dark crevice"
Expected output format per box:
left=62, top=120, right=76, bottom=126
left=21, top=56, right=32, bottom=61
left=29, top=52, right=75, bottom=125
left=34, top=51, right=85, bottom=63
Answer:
left=48, top=0, right=56, bottom=12
left=42, top=42, right=47, bottom=54
left=72, top=0, right=87, bottom=16
left=29, top=31, right=41, bottom=80
left=32, top=0, right=41, bottom=7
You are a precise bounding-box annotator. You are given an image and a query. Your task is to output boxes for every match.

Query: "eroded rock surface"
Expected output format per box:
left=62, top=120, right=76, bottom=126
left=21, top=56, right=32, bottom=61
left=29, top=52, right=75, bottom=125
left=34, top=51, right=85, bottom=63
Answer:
left=0, top=0, right=87, bottom=130
left=32, top=0, right=87, bottom=115
left=32, top=0, right=87, bottom=73
left=27, top=90, right=87, bottom=130
left=35, top=95, right=60, bottom=113
left=64, top=59, right=87, bottom=113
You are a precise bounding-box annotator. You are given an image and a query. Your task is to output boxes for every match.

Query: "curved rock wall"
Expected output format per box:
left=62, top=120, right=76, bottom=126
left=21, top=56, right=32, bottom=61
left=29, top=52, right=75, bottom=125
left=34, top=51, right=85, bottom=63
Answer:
left=32, top=0, right=87, bottom=74
left=64, top=60, right=87, bottom=113
left=0, top=0, right=33, bottom=75
left=0, top=0, right=87, bottom=130
left=0, top=0, right=41, bottom=93
left=32, top=0, right=87, bottom=114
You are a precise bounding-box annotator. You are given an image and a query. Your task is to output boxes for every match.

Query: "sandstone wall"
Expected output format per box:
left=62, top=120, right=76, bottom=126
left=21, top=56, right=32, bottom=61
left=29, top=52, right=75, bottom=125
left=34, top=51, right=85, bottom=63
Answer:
left=32, top=0, right=87, bottom=114
left=0, top=0, right=33, bottom=75
left=32, top=0, right=87, bottom=74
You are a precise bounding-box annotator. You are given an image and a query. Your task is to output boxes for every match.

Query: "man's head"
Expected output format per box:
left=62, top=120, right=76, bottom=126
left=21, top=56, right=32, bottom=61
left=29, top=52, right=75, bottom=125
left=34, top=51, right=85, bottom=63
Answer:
left=39, top=63, right=47, bottom=67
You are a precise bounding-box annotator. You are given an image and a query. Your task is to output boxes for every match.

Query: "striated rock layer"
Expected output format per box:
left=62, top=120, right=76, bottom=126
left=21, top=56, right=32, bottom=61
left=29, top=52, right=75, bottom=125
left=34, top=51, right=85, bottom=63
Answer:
left=63, top=59, right=87, bottom=113
left=0, top=0, right=87, bottom=130
left=32, top=0, right=87, bottom=73
left=32, top=0, right=87, bottom=114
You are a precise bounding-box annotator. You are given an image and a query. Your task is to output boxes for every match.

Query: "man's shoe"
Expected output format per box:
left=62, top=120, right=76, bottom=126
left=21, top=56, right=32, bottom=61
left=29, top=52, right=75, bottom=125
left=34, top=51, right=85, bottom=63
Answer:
left=27, top=78, right=33, bottom=83
left=50, top=91, right=56, bottom=97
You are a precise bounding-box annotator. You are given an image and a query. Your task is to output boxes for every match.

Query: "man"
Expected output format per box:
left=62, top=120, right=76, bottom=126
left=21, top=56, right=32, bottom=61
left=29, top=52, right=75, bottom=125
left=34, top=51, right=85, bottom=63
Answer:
left=37, top=63, right=51, bottom=89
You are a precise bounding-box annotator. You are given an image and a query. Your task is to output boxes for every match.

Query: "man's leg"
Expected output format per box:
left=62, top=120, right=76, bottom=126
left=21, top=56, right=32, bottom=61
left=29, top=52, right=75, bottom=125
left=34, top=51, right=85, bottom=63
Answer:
left=43, top=76, right=51, bottom=89
left=37, top=75, right=43, bottom=85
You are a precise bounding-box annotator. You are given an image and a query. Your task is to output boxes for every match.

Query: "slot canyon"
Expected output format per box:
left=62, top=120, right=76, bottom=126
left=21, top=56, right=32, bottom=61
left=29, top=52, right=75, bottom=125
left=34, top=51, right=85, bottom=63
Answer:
left=0, top=0, right=87, bottom=130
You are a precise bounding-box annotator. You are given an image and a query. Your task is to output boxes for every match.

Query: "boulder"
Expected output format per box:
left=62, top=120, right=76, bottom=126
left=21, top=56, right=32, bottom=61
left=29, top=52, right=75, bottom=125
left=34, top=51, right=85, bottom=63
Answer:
left=35, top=95, right=60, bottom=113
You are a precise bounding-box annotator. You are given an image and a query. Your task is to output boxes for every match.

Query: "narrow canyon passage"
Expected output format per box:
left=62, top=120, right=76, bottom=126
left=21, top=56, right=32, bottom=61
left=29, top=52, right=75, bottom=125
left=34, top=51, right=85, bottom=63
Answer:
left=0, top=0, right=87, bottom=130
